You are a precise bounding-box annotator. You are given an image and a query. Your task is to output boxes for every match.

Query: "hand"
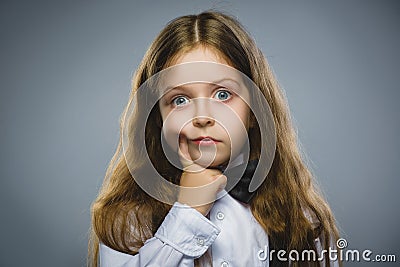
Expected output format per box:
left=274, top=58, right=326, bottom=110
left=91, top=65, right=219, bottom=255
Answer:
left=177, top=135, right=227, bottom=216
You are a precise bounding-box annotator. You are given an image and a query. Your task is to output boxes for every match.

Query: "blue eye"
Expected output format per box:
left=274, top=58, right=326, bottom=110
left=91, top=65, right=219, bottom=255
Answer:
left=214, top=90, right=232, bottom=101
left=172, top=96, right=189, bottom=106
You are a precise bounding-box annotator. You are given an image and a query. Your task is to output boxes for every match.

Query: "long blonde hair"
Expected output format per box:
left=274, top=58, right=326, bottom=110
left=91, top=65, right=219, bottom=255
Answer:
left=89, top=11, right=341, bottom=267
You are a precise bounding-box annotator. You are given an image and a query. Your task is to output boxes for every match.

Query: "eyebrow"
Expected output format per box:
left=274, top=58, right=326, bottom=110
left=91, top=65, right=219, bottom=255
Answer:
left=161, top=78, right=241, bottom=95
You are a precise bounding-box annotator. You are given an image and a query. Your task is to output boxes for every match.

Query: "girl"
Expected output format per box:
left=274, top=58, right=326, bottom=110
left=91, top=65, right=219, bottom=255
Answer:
left=89, top=11, right=341, bottom=267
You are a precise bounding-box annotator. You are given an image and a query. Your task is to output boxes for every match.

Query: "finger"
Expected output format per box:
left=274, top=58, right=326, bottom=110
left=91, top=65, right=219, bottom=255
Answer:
left=178, top=134, right=193, bottom=168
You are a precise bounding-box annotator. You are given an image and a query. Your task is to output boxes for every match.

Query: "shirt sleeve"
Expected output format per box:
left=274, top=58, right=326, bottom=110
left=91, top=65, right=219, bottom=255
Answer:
left=99, top=202, right=220, bottom=267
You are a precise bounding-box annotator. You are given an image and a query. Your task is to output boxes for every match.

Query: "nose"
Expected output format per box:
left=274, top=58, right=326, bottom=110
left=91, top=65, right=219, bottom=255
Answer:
left=192, top=116, right=215, bottom=127
left=192, top=98, right=215, bottom=127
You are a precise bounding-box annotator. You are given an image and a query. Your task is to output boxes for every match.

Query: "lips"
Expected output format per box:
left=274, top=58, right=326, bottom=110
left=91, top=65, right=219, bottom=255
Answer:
left=191, top=136, right=221, bottom=145
left=192, top=136, right=221, bottom=142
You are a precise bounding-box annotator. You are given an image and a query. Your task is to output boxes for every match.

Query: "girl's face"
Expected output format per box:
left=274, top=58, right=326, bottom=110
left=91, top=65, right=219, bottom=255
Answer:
left=158, top=46, right=251, bottom=167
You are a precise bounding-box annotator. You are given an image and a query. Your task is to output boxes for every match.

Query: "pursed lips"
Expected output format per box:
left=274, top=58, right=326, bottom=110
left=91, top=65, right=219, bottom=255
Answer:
left=191, top=136, right=221, bottom=145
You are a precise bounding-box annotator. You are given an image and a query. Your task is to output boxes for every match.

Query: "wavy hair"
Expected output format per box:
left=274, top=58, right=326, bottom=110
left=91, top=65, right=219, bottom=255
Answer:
left=89, top=11, right=341, bottom=267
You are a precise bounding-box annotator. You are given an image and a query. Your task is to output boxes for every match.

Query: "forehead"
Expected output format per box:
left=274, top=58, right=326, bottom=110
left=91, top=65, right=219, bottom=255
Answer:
left=160, top=63, right=244, bottom=94
left=156, top=47, right=244, bottom=96
left=147, top=46, right=248, bottom=99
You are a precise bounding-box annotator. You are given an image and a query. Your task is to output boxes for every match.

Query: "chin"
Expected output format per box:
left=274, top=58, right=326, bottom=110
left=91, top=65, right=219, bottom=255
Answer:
left=193, top=155, right=229, bottom=168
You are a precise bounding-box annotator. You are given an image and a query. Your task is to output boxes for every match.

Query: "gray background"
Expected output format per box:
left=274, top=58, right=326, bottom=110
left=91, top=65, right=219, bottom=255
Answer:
left=0, top=0, right=399, bottom=266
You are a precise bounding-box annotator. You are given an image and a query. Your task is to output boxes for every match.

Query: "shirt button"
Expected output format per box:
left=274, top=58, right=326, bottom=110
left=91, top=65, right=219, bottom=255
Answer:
left=221, top=261, right=229, bottom=267
left=196, top=238, right=205, bottom=246
left=216, top=211, right=225, bottom=220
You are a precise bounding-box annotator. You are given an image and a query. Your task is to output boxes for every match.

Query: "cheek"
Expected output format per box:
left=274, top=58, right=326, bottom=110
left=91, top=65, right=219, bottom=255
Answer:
left=224, top=121, right=248, bottom=156
left=235, top=101, right=251, bottom=129
left=213, top=104, right=250, bottom=157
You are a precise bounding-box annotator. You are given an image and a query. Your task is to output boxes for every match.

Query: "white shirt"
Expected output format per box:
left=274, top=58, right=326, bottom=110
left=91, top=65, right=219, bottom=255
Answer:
left=100, top=191, right=270, bottom=267
left=99, top=153, right=339, bottom=267
left=100, top=193, right=341, bottom=267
